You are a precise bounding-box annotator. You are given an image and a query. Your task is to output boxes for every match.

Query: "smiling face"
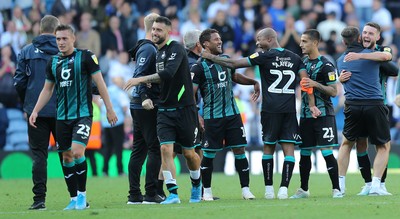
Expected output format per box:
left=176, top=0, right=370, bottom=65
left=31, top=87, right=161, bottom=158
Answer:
left=362, top=25, right=380, bottom=49
left=151, top=21, right=170, bottom=46
left=255, top=32, right=270, bottom=50
left=206, top=32, right=223, bottom=55
left=56, top=29, right=75, bottom=55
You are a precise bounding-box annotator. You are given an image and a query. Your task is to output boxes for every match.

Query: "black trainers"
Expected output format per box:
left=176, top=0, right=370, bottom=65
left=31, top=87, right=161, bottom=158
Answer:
left=127, top=194, right=143, bottom=204
left=86, top=202, right=90, bottom=208
left=142, top=194, right=165, bottom=204
left=29, top=201, right=46, bottom=210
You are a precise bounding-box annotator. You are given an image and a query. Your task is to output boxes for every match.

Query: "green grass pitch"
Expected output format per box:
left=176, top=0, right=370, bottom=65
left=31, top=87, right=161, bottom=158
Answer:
left=0, top=173, right=399, bottom=219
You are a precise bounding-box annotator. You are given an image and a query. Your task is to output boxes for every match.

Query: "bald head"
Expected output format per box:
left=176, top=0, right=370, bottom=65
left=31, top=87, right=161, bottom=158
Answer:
left=258, top=28, right=277, bottom=39
left=144, top=13, right=159, bottom=33
left=256, top=28, right=280, bottom=50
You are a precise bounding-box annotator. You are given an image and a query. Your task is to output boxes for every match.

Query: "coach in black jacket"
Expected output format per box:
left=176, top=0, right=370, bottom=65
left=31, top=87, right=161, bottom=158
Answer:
left=14, top=15, right=64, bottom=210
left=126, top=13, right=163, bottom=204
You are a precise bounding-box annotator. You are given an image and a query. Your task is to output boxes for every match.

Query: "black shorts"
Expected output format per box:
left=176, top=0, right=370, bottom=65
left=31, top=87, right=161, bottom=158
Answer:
left=174, top=128, right=204, bottom=154
left=202, top=114, right=247, bottom=152
left=157, top=105, right=198, bottom=149
left=261, top=112, right=300, bottom=145
left=299, top=116, right=339, bottom=149
left=358, top=104, right=391, bottom=139
left=343, top=104, right=390, bottom=145
left=56, top=117, right=93, bottom=152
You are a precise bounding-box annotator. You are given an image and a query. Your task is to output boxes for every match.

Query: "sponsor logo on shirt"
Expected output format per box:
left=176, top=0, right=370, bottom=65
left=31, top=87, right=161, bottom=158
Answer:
left=138, top=57, right=146, bottom=66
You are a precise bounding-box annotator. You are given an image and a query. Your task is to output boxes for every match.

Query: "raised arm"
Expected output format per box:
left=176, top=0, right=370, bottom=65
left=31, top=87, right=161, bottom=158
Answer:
left=344, top=51, right=392, bottom=62
left=201, top=51, right=251, bottom=69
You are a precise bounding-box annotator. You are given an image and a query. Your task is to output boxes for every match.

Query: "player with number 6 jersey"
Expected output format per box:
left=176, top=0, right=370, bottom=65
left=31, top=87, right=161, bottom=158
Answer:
left=191, top=28, right=260, bottom=201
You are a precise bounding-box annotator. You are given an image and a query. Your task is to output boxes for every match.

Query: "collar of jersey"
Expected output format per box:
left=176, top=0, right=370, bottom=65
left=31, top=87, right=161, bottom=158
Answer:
left=58, top=48, right=77, bottom=57
left=270, top=47, right=284, bottom=52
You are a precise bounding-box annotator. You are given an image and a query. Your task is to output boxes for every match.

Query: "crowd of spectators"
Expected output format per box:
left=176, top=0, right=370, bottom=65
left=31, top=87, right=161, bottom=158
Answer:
left=1, top=0, right=400, bottom=151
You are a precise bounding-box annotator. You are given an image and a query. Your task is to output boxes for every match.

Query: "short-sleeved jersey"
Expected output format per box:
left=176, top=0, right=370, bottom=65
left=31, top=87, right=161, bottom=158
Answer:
left=337, top=45, right=382, bottom=101
left=247, top=48, right=306, bottom=113
left=156, top=40, right=195, bottom=109
left=300, top=56, right=337, bottom=118
left=46, top=49, right=99, bottom=120
left=191, top=55, right=240, bottom=119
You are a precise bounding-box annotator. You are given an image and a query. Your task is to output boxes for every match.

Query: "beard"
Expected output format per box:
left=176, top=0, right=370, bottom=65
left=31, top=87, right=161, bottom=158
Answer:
left=152, top=35, right=165, bottom=45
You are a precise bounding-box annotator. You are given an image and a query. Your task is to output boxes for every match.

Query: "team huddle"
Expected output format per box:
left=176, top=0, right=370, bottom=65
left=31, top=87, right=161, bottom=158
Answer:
left=18, top=12, right=398, bottom=210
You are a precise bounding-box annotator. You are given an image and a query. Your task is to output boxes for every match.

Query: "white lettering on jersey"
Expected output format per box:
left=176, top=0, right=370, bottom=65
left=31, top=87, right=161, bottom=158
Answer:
left=34, top=48, right=43, bottom=53
left=156, top=62, right=164, bottom=72
left=272, top=61, right=294, bottom=68
left=61, top=68, right=71, bottom=80
left=60, top=68, right=72, bottom=87
left=138, top=57, right=146, bottom=66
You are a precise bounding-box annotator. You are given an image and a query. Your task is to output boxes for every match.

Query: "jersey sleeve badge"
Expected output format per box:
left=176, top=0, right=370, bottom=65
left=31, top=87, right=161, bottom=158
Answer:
left=249, top=52, right=259, bottom=59
left=383, top=47, right=392, bottom=53
left=91, top=54, right=99, bottom=65
left=328, top=72, right=336, bottom=81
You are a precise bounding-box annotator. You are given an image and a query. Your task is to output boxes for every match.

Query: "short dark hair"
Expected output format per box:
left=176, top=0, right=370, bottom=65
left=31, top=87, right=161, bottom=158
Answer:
left=303, top=29, right=321, bottom=42
left=341, top=26, right=359, bottom=46
left=365, top=22, right=381, bottom=33
left=55, top=24, right=75, bottom=34
left=40, top=15, right=59, bottom=34
left=154, top=16, right=171, bottom=27
left=199, top=28, right=219, bottom=49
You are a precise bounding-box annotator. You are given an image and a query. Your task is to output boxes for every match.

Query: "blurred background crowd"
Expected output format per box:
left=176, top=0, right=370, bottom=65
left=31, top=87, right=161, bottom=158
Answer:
left=1, top=0, right=400, bottom=171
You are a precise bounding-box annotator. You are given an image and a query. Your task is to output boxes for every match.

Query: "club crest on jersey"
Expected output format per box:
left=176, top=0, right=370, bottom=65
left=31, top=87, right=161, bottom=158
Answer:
left=383, top=47, right=391, bottom=53
left=91, top=55, right=98, bottom=65
left=161, top=51, right=166, bottom=59
left=168, top=53, right=176, bottom=60
left=249, top=52, right=259, bottom=59
left=138, top=57, right=146, bottom=66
